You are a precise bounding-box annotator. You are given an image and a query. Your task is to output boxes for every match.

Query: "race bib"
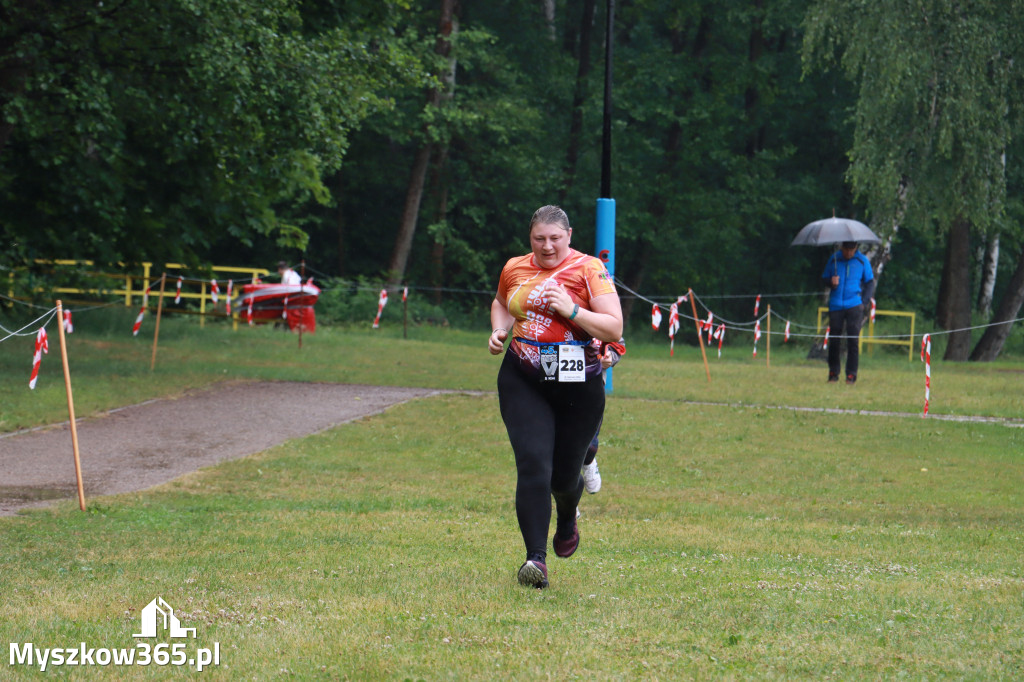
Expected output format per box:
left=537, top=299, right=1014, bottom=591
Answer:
left=557, top=344, right=585, bottom=382
left=537, top=343, right=586, bottom=382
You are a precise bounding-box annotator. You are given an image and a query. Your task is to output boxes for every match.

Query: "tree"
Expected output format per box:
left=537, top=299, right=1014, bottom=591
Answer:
left=804, top=0, right=1023, bottom=360
left=386, top=0, right=460, bottom=290
left=0, top=0, right=420, bottom=268
left=969, top=243, right=1024, bottom=360
left=557, top=0, right=597, bottom=205
left=600, top=0, right=853, bottom=326
left=976, top=231, right=1000, bottom=318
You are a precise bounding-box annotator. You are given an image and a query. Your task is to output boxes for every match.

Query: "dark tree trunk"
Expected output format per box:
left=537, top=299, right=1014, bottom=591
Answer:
left=970, top=244, right=1024, bottom=361
left=429, top=147, right=450, bottom=305
left=744, top=0, right=765, bottom=157
left=333, top=172, right=346, bottom=277
left=386, top=0, right=458, bottom=290
left=0, top=43, right=30, bottom=159
left=388, top=144, right=433, bottom=288
left=937, top=216, right=972, bottom=361
left=557, top=0, right=596, bottom=204
left=621, top=17, right=699, bottom=324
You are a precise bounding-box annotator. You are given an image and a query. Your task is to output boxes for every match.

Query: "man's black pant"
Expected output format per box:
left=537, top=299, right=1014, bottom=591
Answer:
left=828, top=305, right=864, bottom=378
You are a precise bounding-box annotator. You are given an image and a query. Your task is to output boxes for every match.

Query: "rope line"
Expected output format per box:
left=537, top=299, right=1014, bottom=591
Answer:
left=612, top=276, right=1023, bottom=341
left=0, top=307, right=58, bottom=344
left=4, top=267, right=1022, bottom=341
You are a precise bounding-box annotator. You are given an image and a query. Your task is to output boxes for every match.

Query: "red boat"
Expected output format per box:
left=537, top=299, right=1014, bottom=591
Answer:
left=233, top=282, right=320, bottom=332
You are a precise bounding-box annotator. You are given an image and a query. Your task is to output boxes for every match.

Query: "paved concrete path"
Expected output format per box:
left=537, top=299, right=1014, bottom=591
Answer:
left=0, top=382, right=440, bottom=515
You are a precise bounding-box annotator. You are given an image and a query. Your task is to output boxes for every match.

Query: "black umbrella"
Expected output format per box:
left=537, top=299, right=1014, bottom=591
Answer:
left=791, top=217, right=881, bottom=246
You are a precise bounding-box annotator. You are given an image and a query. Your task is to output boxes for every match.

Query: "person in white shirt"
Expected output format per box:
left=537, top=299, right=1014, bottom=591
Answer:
left=278, top=261, right=301, bottom=285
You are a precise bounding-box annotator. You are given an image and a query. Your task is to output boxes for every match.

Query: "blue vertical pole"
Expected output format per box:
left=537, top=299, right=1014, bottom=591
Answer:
left=596, top=199, right=616, bottom=278
left=597, top=0, right=616, bottom=394
left=596, top=197, right=616, bottom=391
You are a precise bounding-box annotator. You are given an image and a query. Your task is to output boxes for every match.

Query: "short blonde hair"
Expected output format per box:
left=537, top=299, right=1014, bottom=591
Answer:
left=530, top=205, right=570, bottom=232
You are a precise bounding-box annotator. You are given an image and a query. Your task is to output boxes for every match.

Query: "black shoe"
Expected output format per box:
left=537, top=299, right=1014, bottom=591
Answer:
left=517, top=560, right=548, bottom=589
left=827, top=373, right=839, bottom=383
left=846, top=374, right=857, bottom=385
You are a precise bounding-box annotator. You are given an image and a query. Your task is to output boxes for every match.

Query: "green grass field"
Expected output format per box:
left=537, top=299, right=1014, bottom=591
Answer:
left=1, top=311, right=1022, bottom=679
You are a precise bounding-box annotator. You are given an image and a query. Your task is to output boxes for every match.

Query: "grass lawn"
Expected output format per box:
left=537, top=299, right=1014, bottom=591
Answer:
left=1, top=311, right=1022, bottom=678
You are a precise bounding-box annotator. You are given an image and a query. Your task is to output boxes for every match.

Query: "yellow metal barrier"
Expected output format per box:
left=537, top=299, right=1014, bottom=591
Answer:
left=11, top=261, right=270, bottom=329
left=817, top=307, right=916, bottom=361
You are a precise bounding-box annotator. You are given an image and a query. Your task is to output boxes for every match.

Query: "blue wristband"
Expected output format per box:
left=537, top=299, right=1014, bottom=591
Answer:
left=569, top=304, right=580, bottom=320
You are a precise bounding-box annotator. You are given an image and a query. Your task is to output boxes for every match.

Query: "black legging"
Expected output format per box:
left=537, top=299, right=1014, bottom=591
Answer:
left=497, top=350, right=606, bottom=561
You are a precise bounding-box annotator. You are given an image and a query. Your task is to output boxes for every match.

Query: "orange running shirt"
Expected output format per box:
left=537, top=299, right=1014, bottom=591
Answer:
left=496, top=248, right=617, bottom=366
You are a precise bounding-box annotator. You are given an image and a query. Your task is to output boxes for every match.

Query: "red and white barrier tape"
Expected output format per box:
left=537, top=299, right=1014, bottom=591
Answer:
left=210, top=279, right=219, bottom=304
left=175, top=276, right=183, bottom=304
left=28, top=327, right=48, bottom=389
left=64, top=310, right=73, bottom=334
left=870, top=297, right=876, bottom=323
left=131, top=306, right=145, bottom=336
left=651, top=303, right=662, bottom=330
left=372, top=289, right=388, bottom=328
left=754, top=294, right=761, bottom=317
left=668, top=302, right=680, bottom=356
left=921, top=334, right=931, bottom=416
left=784, top=319, right=790, bottom=342
left=226, top=279, right=233, bottom=314
left=753, top=319, right=761, bottom=357
left=823, top=327, right=829, bottom=350
left=713, top=322, right=725, bottom=357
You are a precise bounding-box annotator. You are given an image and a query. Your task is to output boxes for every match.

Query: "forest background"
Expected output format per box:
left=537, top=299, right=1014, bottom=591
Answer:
left=3, top=0, right=1024, bottom=361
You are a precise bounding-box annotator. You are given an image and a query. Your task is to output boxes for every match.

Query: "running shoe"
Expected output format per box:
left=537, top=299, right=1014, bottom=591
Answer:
left=517, top=560, right=548, bottom=589
left=846, top=374, right=857, bottom=385
left=582, top=460, right=602, bottom=493
left=553, top=523, right=580, bottom=558
left=828, top=372, right=839, bottom=383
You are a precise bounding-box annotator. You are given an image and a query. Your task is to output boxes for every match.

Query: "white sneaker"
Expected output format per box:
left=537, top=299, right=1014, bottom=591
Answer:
left=582, top=461, right=602, bottom=494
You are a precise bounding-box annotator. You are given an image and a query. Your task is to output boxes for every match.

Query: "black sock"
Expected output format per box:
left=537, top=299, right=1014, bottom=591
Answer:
left=555, top=516, right=576, bottom=539
left=526, top=552, right=546, bottom=564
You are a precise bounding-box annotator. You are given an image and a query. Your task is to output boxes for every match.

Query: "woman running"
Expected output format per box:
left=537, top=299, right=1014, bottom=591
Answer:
left=488, top=205, right=623, bottom=589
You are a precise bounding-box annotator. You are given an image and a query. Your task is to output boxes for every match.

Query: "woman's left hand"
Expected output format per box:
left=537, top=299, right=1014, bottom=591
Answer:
left=541, top=279, right=575, bottom=319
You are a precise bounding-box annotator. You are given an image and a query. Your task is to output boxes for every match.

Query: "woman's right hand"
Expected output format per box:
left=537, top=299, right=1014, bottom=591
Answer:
left=488, top=328, right=508, bottom=355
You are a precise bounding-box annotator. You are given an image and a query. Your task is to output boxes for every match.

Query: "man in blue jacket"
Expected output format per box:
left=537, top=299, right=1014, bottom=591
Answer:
left=822, top=241, right=875, bottom=384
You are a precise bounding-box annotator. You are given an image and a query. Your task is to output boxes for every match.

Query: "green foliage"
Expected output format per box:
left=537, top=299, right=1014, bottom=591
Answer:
left=0, top=0, right=423, bottom=267
left=4, top=0, right=1024, bottom=345
left=803, top=0, right=1022, bottom=236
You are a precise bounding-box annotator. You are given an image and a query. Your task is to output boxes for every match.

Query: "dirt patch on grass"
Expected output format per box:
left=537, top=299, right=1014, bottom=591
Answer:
left=0, top=382, right=442, bottom=516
